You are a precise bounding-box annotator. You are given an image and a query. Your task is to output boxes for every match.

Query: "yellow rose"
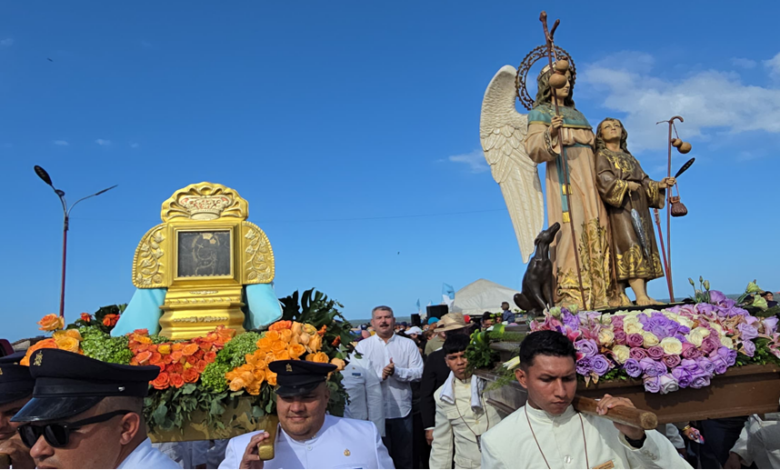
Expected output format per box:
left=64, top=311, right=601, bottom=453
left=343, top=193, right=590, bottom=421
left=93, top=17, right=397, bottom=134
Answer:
left=308, top=335, right=323, bottom=353
left=642, top=332, right=660, bottom=348
left=686, top=330, right=704, bottom=347
left=229, top=378, right=246, bottom=392
left=38, top=314, right=64, bottom=332
left=598, top=328, right=615, bottom=347
left=299, top=333, right=311, bottom=346
left=660, top=337, right=683, bottom=356
left=625, top=322, right=643, bottom=335
left=720, top=336, right=734, bottom=350
left=292, top=322, right=303, bottom=336
left=303, top=324, right=317, bottom=336
left=693, top=327, right=711, bottom=338
left=158, top=343, right=171, bottom=355
left=330, top=358, right=346, bottom=371
left=54, top=329, right=83, bottom=341
left=612, top=345, right=630, bottom=364
left=289, top=344, right=306, bottom=359
left=305, top=353, right=316, bottom=362
left=279, top=329, right=292, bottom=344
left=599, top=314, right=612, bottom=325
left=312, top=352, right=329, bottom=363
left=54, top=336, right=80, bottom=353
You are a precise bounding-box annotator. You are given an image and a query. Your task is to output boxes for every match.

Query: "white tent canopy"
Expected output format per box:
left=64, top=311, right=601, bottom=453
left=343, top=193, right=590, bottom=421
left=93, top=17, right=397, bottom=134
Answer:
left=450, top=279, right=519, bottom=316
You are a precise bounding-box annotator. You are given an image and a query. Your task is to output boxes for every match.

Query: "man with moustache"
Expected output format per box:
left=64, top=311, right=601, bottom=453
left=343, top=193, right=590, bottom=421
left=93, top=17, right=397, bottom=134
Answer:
left=10, top=349, right=178, bottom=469
left=0, top=352, right=35, bottom=469
left=220, top=360, right=393, bottom=469
left=480, top=331, right=690, bottom=469
left=355, top=306, right=424, bottom=469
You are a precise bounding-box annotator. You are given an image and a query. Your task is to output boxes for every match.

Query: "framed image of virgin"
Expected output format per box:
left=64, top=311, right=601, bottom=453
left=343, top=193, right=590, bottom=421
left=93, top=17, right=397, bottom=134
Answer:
left=176, top=229, right=233, bottom=278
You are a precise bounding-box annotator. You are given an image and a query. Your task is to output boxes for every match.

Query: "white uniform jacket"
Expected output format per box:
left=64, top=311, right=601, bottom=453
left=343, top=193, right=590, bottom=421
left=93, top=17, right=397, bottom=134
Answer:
left=219, top=415, right=395, bottom=469
left=118, top=438, right=181, bottom=469
left=730, top=412, right=780, bottom=469
left=342, top=355, right=385, bottom=437
left=480, top=405, right=692, bottom=469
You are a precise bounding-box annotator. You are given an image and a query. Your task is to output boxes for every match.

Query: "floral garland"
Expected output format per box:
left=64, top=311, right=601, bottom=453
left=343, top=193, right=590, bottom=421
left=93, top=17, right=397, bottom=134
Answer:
left=532, top=285, right=780, bottom=394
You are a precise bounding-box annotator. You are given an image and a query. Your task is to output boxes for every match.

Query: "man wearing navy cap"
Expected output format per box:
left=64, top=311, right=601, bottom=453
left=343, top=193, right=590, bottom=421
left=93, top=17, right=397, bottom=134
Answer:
left=0, top=352, right=35, bottom=468
left=10, top=349, right=179, bottom=469
left=220, top=360, right=394, bottom=469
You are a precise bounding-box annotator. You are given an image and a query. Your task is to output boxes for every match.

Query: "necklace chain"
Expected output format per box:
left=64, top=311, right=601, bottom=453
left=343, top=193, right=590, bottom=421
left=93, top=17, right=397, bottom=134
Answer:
left=525, top=406, right=589, bottom=469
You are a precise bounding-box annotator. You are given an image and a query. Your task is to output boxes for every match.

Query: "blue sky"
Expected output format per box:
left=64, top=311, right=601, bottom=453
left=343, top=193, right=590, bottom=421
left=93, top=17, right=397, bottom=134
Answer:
left=3, top=2, right=780, bottom=341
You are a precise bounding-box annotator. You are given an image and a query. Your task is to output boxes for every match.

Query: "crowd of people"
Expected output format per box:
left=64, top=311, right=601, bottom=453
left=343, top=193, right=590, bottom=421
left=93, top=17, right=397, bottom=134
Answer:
left=1, top=301, right=779, bottom=469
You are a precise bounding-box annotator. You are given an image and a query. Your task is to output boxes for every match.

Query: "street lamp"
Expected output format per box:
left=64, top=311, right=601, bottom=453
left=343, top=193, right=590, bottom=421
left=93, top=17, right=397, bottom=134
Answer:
left=34, top=165, right=117, bottom=320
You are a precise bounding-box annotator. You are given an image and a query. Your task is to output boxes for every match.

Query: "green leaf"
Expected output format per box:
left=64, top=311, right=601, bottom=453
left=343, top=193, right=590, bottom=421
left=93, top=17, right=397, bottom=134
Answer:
left=152, top=403, right=168, bottom=425
left=182, top=383, right=197, bottom=395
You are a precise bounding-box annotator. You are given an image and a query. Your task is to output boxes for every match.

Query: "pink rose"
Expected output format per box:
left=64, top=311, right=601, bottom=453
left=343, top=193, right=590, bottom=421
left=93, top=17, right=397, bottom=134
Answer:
left=681, top=342, right=702, bottom=360
left=627, top=333, right=644, bottom=348
left=629, top=347, right=648, bottom=361
left=613, top=329, right=627, bottom=345
left=646, top=346, right=665, bottom=361
left=662, top=354, right=681, bottom=369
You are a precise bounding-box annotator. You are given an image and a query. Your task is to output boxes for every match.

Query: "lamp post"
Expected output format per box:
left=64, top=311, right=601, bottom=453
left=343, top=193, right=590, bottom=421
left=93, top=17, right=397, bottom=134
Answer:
left=34, top=165, right=117, bottom=320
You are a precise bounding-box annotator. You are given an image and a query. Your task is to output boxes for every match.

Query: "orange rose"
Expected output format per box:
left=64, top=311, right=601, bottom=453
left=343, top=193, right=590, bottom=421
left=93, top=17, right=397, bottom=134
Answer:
left=266, top=371, right=277, bottom=386
left=182, top=368, right=200, bottom=383
left=308, top=335, right=323, bottom=353
left=158, top=343, right=171, bottom=355
left=185, top=355, right=198, bottom=365
left=330, top=358, right=346, bottom=371
left=170, top=350, right=183, bottom=362
left=149, top=352, right=163, bottom=366
left=269, top=320, right=292, bottom=331
left=229, top=377, right=246, bottom=392
left=102, top=314, right=119, bottom=327
left=279, top=329, right=292, bottom=343
left=216, top=327, right=236, bottom=342
left=135, top=350, right=153, bottom=365
left=54, top=329, right=83, bottom=341
left=256, top=336, right=273, bottom=352
left=312, top=352, right=329, bottom=363
left=253, top=369, right=266, bottom=383
left=21, top=338, right=57, bottom=366
left=54, top=336, right=79, bottom=353
left=182, top=343, right=200, bottom=356
left=275, top=350, right=291, bottom=361
left=80, top=313, right=92, bottom=322
left=271, top=341, right=286, bottom=354
left=134, top=335, right=152, bottom=345
left=151, top=372, right=170, bottom=390
left=265, top=331, right=281, bottom=342
left=292, top=322, right=303, bottom=336
left=305, top=353, right=315, bottom=362
left=133, top=329, right=149, bottom=336
left=172, top=343, right=185, bottom=351
left=288, top=344, right=306, bottom=359
left=204, top=351, right=217, bottom=363
left=199, top=341, right=213, bottom=351
left=246, top=382, right=262, bottom=396
left=169, top=373, right=185, bottom=388
left=196, top=360, right=208, bottom=373
left=38, top=314, right=64, bottom=332
left=264, top=352, right=276, bottom=364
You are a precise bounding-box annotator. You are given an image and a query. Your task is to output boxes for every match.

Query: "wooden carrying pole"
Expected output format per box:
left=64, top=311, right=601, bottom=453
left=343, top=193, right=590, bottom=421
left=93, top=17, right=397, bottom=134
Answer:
left=572, top=395, right=658, bottom=430
left=540, top=11, right=587, bottom=310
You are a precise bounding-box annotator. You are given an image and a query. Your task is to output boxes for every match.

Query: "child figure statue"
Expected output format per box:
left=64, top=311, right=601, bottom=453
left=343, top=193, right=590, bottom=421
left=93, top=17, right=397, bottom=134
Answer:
left=594, top=118, right=676, bottom=306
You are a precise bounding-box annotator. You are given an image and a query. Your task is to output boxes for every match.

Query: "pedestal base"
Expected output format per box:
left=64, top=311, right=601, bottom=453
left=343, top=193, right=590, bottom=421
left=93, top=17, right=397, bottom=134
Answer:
left=159, top=286, right=246, bottom=339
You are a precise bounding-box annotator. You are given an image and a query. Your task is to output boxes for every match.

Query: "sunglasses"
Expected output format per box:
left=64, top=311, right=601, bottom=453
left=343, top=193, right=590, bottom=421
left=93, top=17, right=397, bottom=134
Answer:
left=18, top=409, right=132, bottom=448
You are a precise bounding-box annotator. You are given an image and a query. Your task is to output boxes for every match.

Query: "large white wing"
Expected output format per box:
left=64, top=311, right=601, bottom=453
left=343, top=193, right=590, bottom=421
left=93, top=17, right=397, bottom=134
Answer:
left=480, top=65, right=545, bottom=263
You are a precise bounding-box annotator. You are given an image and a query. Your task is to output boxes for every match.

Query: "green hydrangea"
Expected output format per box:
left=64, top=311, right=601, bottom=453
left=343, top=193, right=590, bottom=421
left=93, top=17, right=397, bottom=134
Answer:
left=79, top=326, right=133, bottom=364
left=200, top=362, right=230, bottom=393
left=217, top=331, right=261, bottom=369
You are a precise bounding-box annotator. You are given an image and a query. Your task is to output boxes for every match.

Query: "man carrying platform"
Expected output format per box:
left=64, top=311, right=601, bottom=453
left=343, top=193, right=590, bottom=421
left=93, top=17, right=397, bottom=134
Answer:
left=10, top=349, right=178, bottom=469
left=220, top=360, right=394, bottom=469
left=480, top=331, right=691, bottom=469
left=0, top=352, right=35, bottom=469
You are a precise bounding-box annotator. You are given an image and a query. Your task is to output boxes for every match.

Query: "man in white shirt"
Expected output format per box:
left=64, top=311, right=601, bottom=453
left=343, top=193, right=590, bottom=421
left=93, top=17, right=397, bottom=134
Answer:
left=220, top=360, right=393, bottom=469
left=725, top=410, right=780, bottom=469
left=342, top=352, right=385, bottom=437
left=430, top=334, right=502, bottom=469
left=355, top=306, right=424, bottom=469
left=480, top=331, right=691, bottom=469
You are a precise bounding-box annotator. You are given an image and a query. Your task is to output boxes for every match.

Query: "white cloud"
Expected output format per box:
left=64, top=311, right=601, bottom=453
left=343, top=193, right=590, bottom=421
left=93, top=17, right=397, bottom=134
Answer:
left=731, top=58, right=757, bottom=69
left=95, top=139, right=111, bottom=146
left=53, top=140, right=69, bottom=146
left=448, top=149, right=489, bottom=173
left=764, top=52, right=780, bottom=80
left=130, top=142, right=139, bottom=148
left=580, top=51, right=780, bottom=153
left=0, top=38, right=13, bottom=47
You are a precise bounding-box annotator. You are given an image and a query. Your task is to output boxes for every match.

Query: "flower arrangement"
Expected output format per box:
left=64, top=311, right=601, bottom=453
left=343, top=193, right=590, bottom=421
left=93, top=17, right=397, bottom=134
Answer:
left=532, top=282, right=780, bottom=394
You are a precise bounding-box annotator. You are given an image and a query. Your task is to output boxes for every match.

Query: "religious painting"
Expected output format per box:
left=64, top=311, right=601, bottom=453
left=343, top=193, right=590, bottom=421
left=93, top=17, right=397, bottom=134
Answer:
left=176, top=230, right=232, bottom=278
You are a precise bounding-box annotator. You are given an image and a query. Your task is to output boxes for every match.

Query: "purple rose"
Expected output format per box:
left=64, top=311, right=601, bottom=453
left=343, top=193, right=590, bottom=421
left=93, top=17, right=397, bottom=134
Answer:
left=576, top=357, right=592, bottom=376
left=709, top=290, right=727, bottom=304
left=741, top=339, right=756, bottom=357
left=738, top=323, right=758, bottom=341
left=762, top=317, right=779, bottom=336
left=591, top=354, right=611, bottom=376
left=690, top=375, right=711, bottom=389
left=658, top=373, right=680, bottom=395
left=701, top=336, right=720, bottom=355
left=681, top=342, right=702, bottom=360
left=624, top=358, right=643, bottom=378
left=680, top=358, right=703, bottom=375
left=662, top=354, right=681, bottom=369
left=647, top=346, right=665, bottom=361
left=677, top=325, right=691, bottom=335
left=575, top=339, right=599, bottom=358
left=639, top=358, right=665, bottom=377
left=697, top=357, right=715, bottom=375
left=629, top=347, right=648, bottom=361
left=696, top=303, right=715, bottom=317
left=717, top=346, right=737, bottom=367
left=710, top=355, right=729, bottom=374
left=614, top=329, right=627, bottom=345
left=627, top=333, right=644, bottom=348
left=562, top=311, right=581, bottom=331
left=612, top=316, right=624, bottom=329
left=643, top=376, right=661, bottom=393
left=672, top=366, right=693, bottom=388
left=637, top=313, right=649, bottom=325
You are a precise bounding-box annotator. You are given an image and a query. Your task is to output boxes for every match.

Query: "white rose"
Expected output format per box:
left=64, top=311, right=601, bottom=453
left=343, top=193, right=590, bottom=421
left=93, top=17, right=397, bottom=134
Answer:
left=612, top=345, right=630, bottom=364
left=677, top=317, right=694, bottom=329
left=599, top=313, right=613, bottom=325
left=598, top=328, right=615, bottom=347
left=693, top=327, right=711, bottom=338
left=686, top=330, right=704, bottom=347
left=711, top=323, right=724, bottom=335
left=720, top=336, right=734, bottom=350
left=625, top=322, right=643, bottom=335
left=660, top=337, right=683, bottom=356
left=663, top=312, right=679, bottom=323
left=642, top=332, right=660, bottom=348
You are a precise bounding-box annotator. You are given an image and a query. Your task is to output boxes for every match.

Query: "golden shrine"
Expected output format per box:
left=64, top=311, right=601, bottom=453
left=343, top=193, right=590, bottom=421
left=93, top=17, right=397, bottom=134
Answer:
left=132, top=182, right=275, bottom=339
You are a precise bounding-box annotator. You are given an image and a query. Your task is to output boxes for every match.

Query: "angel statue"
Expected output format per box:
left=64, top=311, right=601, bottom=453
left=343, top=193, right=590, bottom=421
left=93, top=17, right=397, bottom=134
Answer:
left=480, top=53, right=613, bottom=311
left=594, top=118, right=676, bottom=306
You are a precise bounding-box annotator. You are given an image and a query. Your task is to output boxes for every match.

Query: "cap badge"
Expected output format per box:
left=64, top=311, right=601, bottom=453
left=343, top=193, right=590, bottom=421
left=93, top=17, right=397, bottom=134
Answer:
left=286, top=364, right=293, bottom=372
left=344, top=449, right=351, bottom=457
left=33, top=352, right=43, bottom=367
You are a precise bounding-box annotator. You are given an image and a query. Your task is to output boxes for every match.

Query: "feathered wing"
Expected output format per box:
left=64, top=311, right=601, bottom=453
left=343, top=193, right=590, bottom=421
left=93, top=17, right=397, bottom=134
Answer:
left=480, top=65, right=545, bottom=263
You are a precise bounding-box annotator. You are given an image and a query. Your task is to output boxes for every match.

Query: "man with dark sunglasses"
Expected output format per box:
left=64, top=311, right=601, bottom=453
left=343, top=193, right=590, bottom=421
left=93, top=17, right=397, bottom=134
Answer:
left=10, top=349, right=178, bottom=469
left=0, top=352, right=35, bottom=468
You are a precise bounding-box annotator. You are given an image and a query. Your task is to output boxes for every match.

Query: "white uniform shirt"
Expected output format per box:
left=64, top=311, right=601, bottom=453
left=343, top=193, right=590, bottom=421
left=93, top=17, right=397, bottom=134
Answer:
left=730, top=412, right=780, bottom=469
left=480, top=405, right=692, bottom=469
left=219, top=415, right=395, bottom=469
left=430, top=376, right=502, bottom=469
left=342, top=355, right=385, bottom=437
left=118, top=438, right=181, bottom=469
left=354, top=333, right=424, bottom=419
